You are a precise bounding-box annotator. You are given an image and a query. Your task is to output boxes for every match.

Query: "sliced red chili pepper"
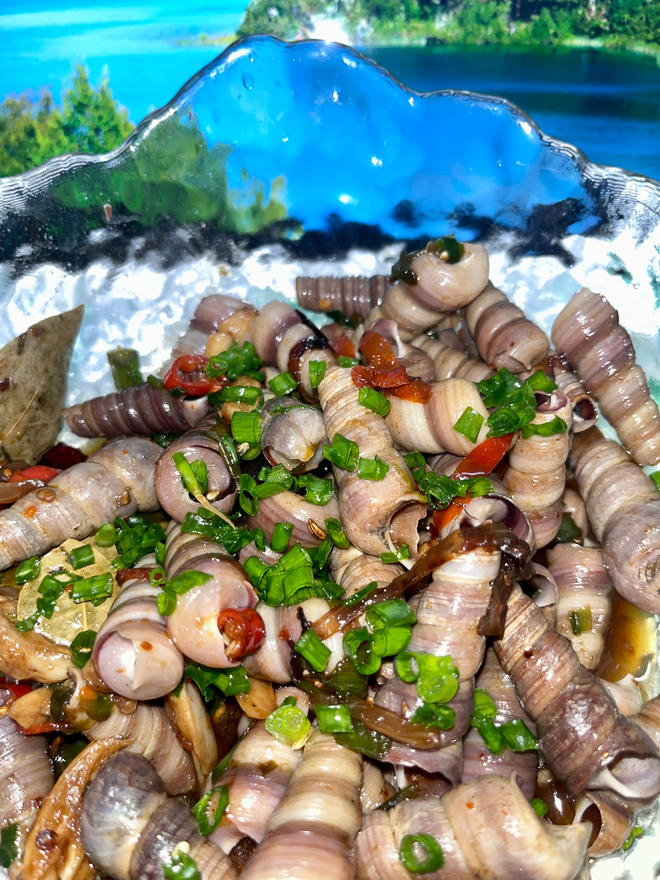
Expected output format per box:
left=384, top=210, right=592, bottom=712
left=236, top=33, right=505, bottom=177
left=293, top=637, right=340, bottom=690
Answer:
left=371, top=365, right=410, bottom=388
left=18, top=721, right=64, bottom=735
left=163, top=354, right=225, bottom=396
left=217, top=608, right=266, bottom=661
left=116, top=567, right=155, bottom=586
left=388, top=379, right=433, bottom=402
left=350, top=365, right=375, bottom=388
left=0, top=678, right=34, bottom=701
left=8, top=465, right=61, bottom=484
left=358, top=330, right=397, bottom=369
left=329, top=332, right=357, bottom=359
left=431, top=497, right=471, bottom=534
left=452, top=433, right=514, bottom=479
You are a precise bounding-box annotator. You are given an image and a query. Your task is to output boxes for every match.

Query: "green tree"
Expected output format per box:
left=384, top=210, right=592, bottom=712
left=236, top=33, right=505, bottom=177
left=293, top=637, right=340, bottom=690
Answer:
left=0, top=67, right=133, bottom=177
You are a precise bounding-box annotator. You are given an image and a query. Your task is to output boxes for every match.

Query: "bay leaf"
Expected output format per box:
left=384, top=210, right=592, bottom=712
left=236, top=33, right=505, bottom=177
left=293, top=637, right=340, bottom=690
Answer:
left=0, top=305, right=83, bottom=463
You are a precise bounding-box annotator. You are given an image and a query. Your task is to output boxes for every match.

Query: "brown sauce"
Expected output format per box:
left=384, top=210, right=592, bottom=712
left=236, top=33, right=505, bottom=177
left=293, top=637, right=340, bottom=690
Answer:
left=596, top=593, right=656, bottom=683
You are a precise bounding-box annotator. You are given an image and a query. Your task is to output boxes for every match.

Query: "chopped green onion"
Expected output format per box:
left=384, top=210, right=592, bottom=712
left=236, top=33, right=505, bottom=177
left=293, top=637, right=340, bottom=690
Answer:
left=500, top=719, right=538, bottom=752
left=471, top=688, right=498, bottom=725
left=366, top=599, right=416, bottom=630
left=410, top=702, right=456, bottom=730
left=337, top=355, right=359, bottom=367
left=395, top=650, right=420, bottom=683
left=152, top=432, right=178, bottom=448
left=309, top=359, right=327, bottom=389
left=343, top=581, right=378, bottom=607
left=556, top=511, right=583, bottom=543
left=324, top=517, right=350, bottom=549
left=433, top=234, right=464, bottom=264
left=172, top=451, right=205, bottom=498
left=358, top=386, right=391, bottom=417
left=70, top=573, right=113, bottom=606
left=181, top=509, right=260, bottom=556
left=157, top=592, right=177, bottom=616
left=521, top=416, right=568, bottom=439
left=372, top=625, right=412, bottom=657
left=184, top=662, right=251, bottom=700
left=14, top=614, right=39, bottom=633
left=268, top=371, right=298, bottom=396
left=475, top=718, right=506, bottom=754
left=399, top=832, right=444, bottom=873
left=343, top=627, right=380, bottom=675
left=334, top=718, right=391, bottom=759
left=315, top=703, right=354, bottom=734
left=94, top=522, right=118, bottom=547
left=453, top=406, right=484, bottom=443
left=531, top=797, right=549, bottom=818
left=243, top=556, right=269, bottom=590
left=167, top=570, right=211, bottom=595
left=15, top=555, right=41, bottom=585
left=294, top=630, right=331, bottom=672
left=193, top=784, right=229, bottom=835
left=0, top=823, right=19, bottom=868
left=206, top=341, right=264, bottom=382
left=526, top=370, right=558, bottom=393
left=107, top=348, right=143, bottom=389
left=651, top=471, right=660, bottom=490
left=296, top=474, right=334, bottom=505
left=163, top=850, right=202, bottom=880
left=323, top=433, right=359, bottom=471
left=357, top=455, right=389, bottom=481
left=258, top=464, right=295, bottom=487
left=68, top=544, right=96, bottom=570
left=270, top=521, right=294, bottom=553
left=237, top=473, right=259, bottom=516
left=265, top=700, right=311, bottom=748
left=80, top=691, right=112, bottom=722
left=415, top=654, right=459, bottom=704
left=231, top=410, right=262, bottom=445
left=149, top=566, right=166, bottom=588
left=569, top=606, right=593, bottom=636
left=621, top=825, right=644, bottom=851
left=211, top=385, right=262, bottom=405
left=380, top=544, right=410, bottom=564
left=70, top=630, right=97, bottom=668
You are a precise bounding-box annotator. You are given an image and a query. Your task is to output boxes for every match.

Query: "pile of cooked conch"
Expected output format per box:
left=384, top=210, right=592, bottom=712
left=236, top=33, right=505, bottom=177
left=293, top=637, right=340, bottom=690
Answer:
left=1, top=236, right=659, bottom=880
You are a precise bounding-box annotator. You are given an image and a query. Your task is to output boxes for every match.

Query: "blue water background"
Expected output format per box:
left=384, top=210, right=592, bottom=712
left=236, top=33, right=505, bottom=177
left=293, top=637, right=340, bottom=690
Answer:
left=1, top=1, right=659, bottom=181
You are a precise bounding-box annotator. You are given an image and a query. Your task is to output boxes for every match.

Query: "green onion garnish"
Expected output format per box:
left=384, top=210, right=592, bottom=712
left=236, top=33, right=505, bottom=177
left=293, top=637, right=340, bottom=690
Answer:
left=399, top=832, right=444, bottom=873
left=531, top=797, right=549, bottom=818
left=453, top=406, right=484, bottom=443
left=569, top=606, right=593, bottom=636
left=500, top=719, right=538, bottom=752
left=172, top=452, right=207, bottom=497
left=337, top=355, right=360, bottom=367
left=521, top=416, right=568, bottom=439
left=380, top=544, right=410, bottom=564
left=237, top=473, right=259, bottom=516
left=471, top=688, right=498, bottom=724
left=0, top=823, right=19, bottom=868
left=343, top=627, right=380, bottom=675
left=193, top=784, right=229, bottom=835
left=156, top=570, right=212, bottom=616
left=68, top=544, right=96, bottom=570
left=358, top=386, right=391, bottom=417
left=343, top=581, right=378, bottom=607
left=107, top=348, right=143, bottom=389
left=476, top=368, right=566, bottom=439
left=324, top=517, right=350, bottom=549
left=270, top=521, right=294, bottom=553
left=70, top=630, right=97, bottom=668
left=296, top=474, right=334, bottom=505
left=366, top=599, right=416, bottom=630
left=184, top=662, right=251, bottom=701
left=268, top=371, right=298, bottom=396
left=294, top=630, right=331, bottom=673
left=94, top=522, right=118, bottom=547
left=211, top=385, right=262, bottom=405
left=206, top=341, right=264, bottom=382
left=371, top=626, right=412, bottom=657
left=163, top=850, right=202, bottom=880
left=70, top=572, right=113, bottom=606
left=410, top=702, right=456, bottom=730
left=323, top=433, right=359, bottom=471
left=415, top=654, right=459, bottom=704
left=265, top=699, right=311, bottom=748
left=433, top=234, right=464, bottom=264
left=315, top=703, right=354, bottom=734
left=15, top=555, right=40, bottom=585
left=231, top=410, right=262, bottom=445
left=475, top=718, right=506, bottom=754
left=651, top=471, right=660, bottom=490
left=556, top=511, right=583, bottom=543
left=621, top=826, right=644, bottom=851
left=309, top=359, right=327, bottom=389
left=357, top=455, right=389, bottom=481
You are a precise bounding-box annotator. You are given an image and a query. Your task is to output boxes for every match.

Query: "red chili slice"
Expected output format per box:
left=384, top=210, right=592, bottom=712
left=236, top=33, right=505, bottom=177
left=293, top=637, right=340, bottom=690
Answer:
left=163, top=354, right=225, bottom=396
left=8, top=465, right=61, bottom=484
left=116, top=567, right=156, bottom=586
left=358, top=330, right=397, bottom=369
left=329, top=332, right=357, bottom=359
left=388, top=378, right=433, bottom=402
left=0, top=678, right=34, bottom=701
left=217, top=608, right=266, bottom=661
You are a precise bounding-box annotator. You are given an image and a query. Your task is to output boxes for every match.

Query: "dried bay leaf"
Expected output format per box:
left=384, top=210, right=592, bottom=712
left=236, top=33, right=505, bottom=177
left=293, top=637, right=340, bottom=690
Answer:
left=0, top=305, right=84, bottom=463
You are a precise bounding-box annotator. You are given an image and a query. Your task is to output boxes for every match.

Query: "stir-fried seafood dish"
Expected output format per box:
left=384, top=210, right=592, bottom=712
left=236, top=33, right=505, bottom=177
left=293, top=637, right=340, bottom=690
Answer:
left=1, top=236, right=659, bottom=880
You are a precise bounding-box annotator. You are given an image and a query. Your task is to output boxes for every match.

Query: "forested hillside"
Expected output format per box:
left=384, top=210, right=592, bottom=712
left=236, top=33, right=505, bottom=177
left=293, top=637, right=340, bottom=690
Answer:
left=237, top=0, right=660, bottom=46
